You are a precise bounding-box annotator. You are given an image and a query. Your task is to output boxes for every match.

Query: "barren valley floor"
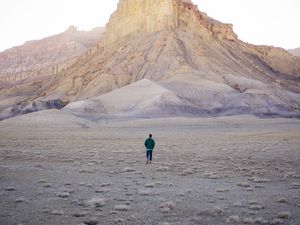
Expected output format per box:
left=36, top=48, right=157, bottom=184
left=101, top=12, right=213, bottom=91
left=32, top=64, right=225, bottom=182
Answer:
left=0, top=112, right=299, bottom=225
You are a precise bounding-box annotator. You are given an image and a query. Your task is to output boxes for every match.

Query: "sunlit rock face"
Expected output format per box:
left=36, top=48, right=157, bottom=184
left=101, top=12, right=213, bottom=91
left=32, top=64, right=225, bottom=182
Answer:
left=105, top=0, right=237, bottom=47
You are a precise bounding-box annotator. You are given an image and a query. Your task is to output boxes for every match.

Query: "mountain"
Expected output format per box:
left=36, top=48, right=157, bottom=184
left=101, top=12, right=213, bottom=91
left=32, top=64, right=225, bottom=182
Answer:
left=1, top=0, right=300, bottom=120
left=0, top=26, right=104, bottom=120
left=288, top=47, right=300, bottom=57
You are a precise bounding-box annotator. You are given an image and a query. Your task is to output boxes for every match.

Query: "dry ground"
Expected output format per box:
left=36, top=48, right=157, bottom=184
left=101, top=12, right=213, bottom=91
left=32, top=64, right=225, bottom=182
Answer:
left=0, top=111, right=299, bottom=225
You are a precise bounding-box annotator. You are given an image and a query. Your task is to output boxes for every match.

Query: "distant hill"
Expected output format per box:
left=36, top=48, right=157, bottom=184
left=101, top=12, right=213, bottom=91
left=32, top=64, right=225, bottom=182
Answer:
left=288, top=47, right=300, bottom=57
left=0, top=26, right=104, bottom=84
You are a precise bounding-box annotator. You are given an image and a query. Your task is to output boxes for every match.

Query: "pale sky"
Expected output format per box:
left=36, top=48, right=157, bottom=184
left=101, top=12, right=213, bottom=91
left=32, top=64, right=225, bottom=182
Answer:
left=0, top=0, right=299, bottom=52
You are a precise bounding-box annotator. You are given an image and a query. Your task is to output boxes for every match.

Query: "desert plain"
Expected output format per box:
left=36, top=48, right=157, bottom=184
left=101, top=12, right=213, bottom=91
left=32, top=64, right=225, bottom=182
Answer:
left=0, top=110, right=299, bottom=225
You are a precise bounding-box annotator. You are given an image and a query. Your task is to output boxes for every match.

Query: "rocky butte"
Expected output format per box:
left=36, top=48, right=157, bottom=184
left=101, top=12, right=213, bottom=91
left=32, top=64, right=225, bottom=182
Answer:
left=105, top=0, right=237, bottom=47
left=0, top=0, right=300, bottom=120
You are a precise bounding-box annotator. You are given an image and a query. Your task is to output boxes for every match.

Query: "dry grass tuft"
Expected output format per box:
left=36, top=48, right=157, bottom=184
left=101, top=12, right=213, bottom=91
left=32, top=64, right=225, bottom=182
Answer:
left=100, top=183, right=111, bottom=187
left=43, top=183, right=52, bottom=188
left=114, top=204, right=130, bottom=211
left=248, top=177, right=270, bottom=183
left=56, top=192, right=70, bottom=198
left=145, top=182, right=156, bottom=188
left=114, top=218, right=125, bottom=223
left=84, top=218, right=98, bottom=225
left=242, top=217, right=266, bottom=224
left=289, top=182, right=299, bottom=189
left=216, top=188, right=230, bottom=192
left=155, top=166, right=170, bottom=172
left=158, top=201, right=176, bottom=213
left=180, top=168, right=195, bottom=176
left=226, top=215, right=241, bottom=223
left=248, top=200, right=261, bottom=205
left=249, top=205, right=264, bottom=211
left=237, top=182, right=250, bottom=188
left=158, top=222, right=172, bottom=225
left=253, top=217, right=266, bottom=224
left=284, top=172, right=300, bottom=178
left=15, top=198, right=26, bottom=203
left=242, top=217, right=254, bottom=224
left=122, top=167, right=135, bottom=172
left=270, top=218, right=283, bottom=224
left=86, top=198, right=106, bottom=208
left=94, top=188, right=110, bottom=193
left=276, top=198, right=288, bottom=204
left=138, top=189, right=160, bottom=196
left=50, top=209, right=64, bottom=215
left=38, top=179, right=47, bottom=183
left=233, top=202, right=243, bottom=207
left=72, top=211, right=87, bottom=218
left=276, top=211, right=291, bottom=219
left=198, top=207, right=224, bottom=217
left=5, top=186, right=16, bottom=191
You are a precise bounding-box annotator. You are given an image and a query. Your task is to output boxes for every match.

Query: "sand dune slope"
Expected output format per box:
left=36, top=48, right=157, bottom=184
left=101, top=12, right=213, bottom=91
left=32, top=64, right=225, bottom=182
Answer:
left=63, top=76, right=300, bottom=119
left=63, top=79, right=197, bottom=119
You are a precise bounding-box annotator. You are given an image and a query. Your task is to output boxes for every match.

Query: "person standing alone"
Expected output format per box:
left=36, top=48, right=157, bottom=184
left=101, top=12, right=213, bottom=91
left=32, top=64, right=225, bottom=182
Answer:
left=144, top=134, right=155, bottom=164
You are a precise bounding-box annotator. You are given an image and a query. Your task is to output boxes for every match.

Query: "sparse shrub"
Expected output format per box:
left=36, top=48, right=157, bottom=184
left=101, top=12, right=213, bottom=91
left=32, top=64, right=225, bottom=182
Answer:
left=270, top=218, right=283, bottom=224
left=50, top=209, right=64, bottom=215
left=114, top=204, right=130, bottom=211
left=249, top=205, right=264, bottom=210
left=237, top=183, right=250, bottom=187
left=216, top=188, right=230, bottom=192
left=84, top=218, right=98, bottom=225
left=159, top=201, right=176, bottom=213
left=86, top=198, right=106, bottom=208
left=276, top=211, right=291, bottom=219
left=5, top=186, right=16, bottom=191
left=226, top=215, right=241, bottom=223
left=56, top=192, right=70, bottom=198
left=145, top=182, right=155, bottom=188
left=276, top=198, right=288, bottom=204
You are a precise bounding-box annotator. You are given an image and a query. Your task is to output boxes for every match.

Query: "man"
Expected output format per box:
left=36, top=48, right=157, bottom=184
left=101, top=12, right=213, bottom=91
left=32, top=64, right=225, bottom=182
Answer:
left=144, top=134, right=155, bottom=164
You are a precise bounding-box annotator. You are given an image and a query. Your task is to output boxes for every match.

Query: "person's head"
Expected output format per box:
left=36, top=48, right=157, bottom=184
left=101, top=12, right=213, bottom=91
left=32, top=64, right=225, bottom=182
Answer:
left=149, top=134, right=152, bottom=138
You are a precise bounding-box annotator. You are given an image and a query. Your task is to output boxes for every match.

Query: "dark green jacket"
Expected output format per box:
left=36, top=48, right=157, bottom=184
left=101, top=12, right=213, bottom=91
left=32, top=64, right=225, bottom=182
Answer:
left=144, top=138, right=155, bottom=150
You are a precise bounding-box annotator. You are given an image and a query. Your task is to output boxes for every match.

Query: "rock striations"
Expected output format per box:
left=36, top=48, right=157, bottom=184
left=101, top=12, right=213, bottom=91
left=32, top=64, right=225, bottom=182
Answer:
left=105, top=0, right=237, bottom=47
left=1, top=0, right=300, bottom=120
left=0, top=26, right=104, bottom=85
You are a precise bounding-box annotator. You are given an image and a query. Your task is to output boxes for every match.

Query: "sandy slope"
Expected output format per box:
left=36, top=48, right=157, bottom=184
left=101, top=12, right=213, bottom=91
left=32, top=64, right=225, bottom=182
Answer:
left=63, top=79, right=194, bottom=119
left=62, top=77, right=300, bottom=120
left=0, top=111, right=299, bottom=225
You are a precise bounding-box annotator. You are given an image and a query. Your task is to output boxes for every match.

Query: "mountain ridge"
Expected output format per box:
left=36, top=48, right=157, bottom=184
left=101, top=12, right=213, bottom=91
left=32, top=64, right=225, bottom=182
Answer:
left=288, top=47, right=300, bottom=57
left=0, top=26, right=104, bottom=85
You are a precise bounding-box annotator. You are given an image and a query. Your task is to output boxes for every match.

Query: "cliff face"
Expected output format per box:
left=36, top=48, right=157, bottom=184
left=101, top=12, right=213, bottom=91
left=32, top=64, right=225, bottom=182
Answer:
left=105, top=0, right=237, bottom=47
left=105, top=0, right=174, bottom=46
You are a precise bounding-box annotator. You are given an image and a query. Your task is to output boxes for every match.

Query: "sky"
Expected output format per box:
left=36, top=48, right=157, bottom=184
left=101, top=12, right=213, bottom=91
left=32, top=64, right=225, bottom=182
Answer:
left=0, top=0, right=299, bottom=52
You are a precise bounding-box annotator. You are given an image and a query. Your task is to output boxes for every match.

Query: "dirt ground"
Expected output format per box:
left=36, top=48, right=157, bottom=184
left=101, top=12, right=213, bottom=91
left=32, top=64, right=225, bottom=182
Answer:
left=0, top=112, right=299, bottom=225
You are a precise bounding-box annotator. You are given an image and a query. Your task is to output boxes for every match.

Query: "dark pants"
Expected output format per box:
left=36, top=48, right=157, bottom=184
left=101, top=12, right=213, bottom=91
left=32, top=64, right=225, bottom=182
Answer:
left=146, top=150, right=153, bottom=161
